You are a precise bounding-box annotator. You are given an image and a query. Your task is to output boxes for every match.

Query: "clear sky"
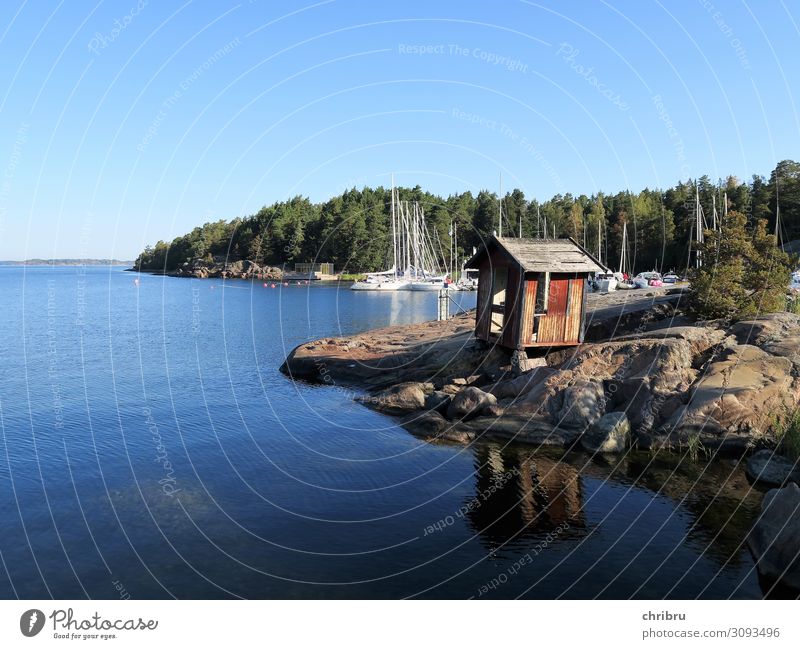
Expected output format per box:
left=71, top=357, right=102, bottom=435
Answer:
left=0, top=0, right=798, bottom=259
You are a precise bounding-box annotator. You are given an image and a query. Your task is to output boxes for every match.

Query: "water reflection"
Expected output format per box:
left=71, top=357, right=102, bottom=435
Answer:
left=466, top=445, right=586, bottom=554
left=464, top=443, right=766, bottom=586
left=616, top=454, right=763, bottom=567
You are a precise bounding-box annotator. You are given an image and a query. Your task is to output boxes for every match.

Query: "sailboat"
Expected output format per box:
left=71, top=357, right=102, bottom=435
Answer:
left=407, top=209, right=449, bottom=290
left=350, top=178, right=408, bottom=291
left=615, top=222, right=635, bottom=289
left=594, top=217, right=617, bottom=293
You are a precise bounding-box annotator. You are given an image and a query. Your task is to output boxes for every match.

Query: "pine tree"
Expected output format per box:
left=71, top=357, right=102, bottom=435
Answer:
left=688, top=211, right=793, bottom=320
left=745, top=218, right=796, bottom=314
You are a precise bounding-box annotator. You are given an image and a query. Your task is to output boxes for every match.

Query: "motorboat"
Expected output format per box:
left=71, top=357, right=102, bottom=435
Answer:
left=594, top=272, right=618, bottom=293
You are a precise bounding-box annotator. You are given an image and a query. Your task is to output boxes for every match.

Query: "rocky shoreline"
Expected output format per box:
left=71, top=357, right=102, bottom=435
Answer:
left=281, top=289, right=800, bottom=454
left=132, top=259, right=285, bottom=280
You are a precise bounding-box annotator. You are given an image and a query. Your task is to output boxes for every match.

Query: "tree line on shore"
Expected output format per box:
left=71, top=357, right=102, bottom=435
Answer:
left=134, top=160, right=800, bottom=277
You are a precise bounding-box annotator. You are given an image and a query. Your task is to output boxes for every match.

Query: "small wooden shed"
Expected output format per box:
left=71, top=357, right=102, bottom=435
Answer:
left=464, top=236, right=606, bottom=350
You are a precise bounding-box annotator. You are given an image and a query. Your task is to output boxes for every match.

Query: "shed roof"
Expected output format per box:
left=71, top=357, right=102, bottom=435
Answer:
left=465, top=236, right=608, bottom=273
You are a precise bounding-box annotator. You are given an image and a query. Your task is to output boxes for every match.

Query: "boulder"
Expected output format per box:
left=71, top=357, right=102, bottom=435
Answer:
left=581, top=411, right=631, bottom=453
left=553, top=379, right=606, bottom=430
left=748, top=483, right=800, bottom=593
left=488, top=367, right=557, bottom=400
left=481, top=403, right=506, bottom=418
left=402, top=411, right=476, bottom=444
left=551, top=337, right=698, bottom=433
left=457, top=414, right=580, bottom=446
left=746, top=450, right=800, bottom=487
left=659, top=344, right=798, bottom=450
left=424, top=391, right=451, bottom=415
left=358, top=382, right=428, bottom=414
left=446, top=386, right=498, bottom=421
left=441, top=383, right=464, bottom=395
left=501, top=369, right=571, bottom=418
left=558, top=337, right=696, bottom=389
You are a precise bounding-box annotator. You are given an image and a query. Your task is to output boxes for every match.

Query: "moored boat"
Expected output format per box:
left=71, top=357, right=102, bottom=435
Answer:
left=633, top=271, right=662, bottom=288
left=408, top=276, right=450, bottom=291
left=350, top=274, right=407, bottom=290
left=595, top=272, right=618, bottom=293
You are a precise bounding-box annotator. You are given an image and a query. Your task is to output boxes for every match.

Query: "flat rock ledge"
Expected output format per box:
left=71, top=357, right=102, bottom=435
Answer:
left=281, top=305, right=800, bottom=453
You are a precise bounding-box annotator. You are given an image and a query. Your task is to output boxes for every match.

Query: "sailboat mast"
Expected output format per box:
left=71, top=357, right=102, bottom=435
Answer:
left=712, top=194, right=717, bottom=232
left=498, top=173, right=503, bottom=238
left=449, top=220, right=453, bottom=278
left=695, top=184, right=703, bottom=268
left=536, top=204, right=541, bottom=239
left=454, top=222, right=458, bottom=280
left=390, top=174, right=397, bottom=279
left=597, top=218, right=602, bottom=264
left=775, top=168, right=783, bottom=249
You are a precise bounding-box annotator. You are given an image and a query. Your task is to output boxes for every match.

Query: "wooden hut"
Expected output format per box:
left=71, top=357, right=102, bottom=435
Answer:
left=464, top=236, right=606, bottom=350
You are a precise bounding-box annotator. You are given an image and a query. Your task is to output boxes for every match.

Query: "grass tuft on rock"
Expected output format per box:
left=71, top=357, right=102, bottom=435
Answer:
left=774, top=408, right=800, bottom=461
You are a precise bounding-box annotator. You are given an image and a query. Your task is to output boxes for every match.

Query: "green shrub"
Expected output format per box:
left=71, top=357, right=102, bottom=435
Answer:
left=773, top=408, right=800, bottom=460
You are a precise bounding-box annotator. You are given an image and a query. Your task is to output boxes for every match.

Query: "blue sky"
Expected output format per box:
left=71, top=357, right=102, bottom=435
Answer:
left=0, top=0, right=798, bottom=259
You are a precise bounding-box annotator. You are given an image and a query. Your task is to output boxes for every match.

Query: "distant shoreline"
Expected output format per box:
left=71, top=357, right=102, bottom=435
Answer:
left=0, top=259, right=134, bottom=267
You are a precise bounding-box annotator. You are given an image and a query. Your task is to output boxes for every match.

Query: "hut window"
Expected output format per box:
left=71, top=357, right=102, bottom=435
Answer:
left=535, top=272, right=549, bottom=313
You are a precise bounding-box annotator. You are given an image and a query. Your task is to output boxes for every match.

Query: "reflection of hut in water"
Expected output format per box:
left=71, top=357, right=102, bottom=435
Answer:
left=465, top=445, right=585, bottom=551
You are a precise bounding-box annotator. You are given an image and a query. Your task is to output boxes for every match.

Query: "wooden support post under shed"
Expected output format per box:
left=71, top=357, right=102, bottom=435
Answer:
left=464, top=236, right=607, bottom=350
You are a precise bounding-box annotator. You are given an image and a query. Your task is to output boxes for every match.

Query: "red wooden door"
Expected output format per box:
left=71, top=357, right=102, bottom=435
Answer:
left=538, top=277, right=569, bottom=343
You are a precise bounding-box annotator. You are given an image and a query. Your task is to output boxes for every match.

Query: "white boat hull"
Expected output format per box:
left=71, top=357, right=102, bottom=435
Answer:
left=408, top=280, right=454, bottom=291
left=597, top=278, right=617, bottom=293
left=350, top=279, right=407, bottom=291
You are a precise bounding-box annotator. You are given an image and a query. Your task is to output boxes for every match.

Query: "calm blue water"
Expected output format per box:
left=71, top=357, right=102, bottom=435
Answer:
left=0, top=266, right=764, bottom=599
